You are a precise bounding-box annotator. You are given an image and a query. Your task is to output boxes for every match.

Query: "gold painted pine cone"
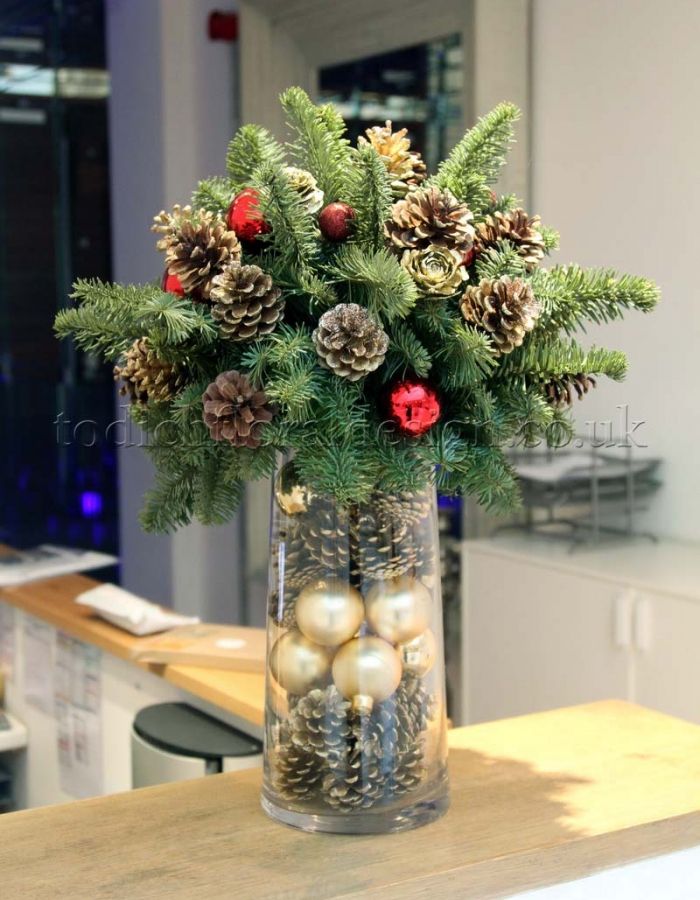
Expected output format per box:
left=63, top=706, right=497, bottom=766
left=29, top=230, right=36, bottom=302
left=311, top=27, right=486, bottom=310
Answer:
left=461, top=275, right=542, bottom=354
left=400, top=244, right=467, bottom=297
left=284, top=166, right=325, bottom=213
left=384, top=186, right=475, bottom=255
left=201, top=370, right=274, bottom=448
left=152, top=205, right=241, bottom=299
left=313, top=303, right=389, bottom=381
left=544, top=373, right=597, bottom=408
left=210, top=263, right=284, bottom=341
left=114, top=337, right=185, bottom=405
left=473, top=208, right=545, bottom=271
left=358, top=120, right=427, bottom=198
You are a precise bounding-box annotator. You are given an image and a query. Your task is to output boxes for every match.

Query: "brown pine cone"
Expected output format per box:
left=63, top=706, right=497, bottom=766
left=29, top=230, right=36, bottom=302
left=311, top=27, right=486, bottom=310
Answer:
left=202, top=370, right=274, bottom=448
left=473, top=209, right=545, bottom=270
left=210, top=263, right=284, bottom=341
left=384, top=186, right=475, bottom=255
left=461, top=276, right=541, bottom=354
left=271, top=724, right=323, bottom=802
left=358, top=121, right=427, bottom=198
left=114, top=338, right=185, bottom=405
left=543, top=373, right=597, bottom=408
left=152, top=205, right=241, bottom=299
left=313, top=303, right=388, bottom=381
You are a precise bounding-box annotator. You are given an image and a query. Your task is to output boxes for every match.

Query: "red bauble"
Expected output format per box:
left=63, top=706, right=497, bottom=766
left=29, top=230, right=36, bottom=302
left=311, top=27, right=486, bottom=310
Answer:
left=227, top=188, right=271, bottom=242
left=387, top=379, right=441, bottom=437
left=462, top=247, right=476, bottom=268
left=161, top=270, right=184, bottom=296
left=318, top=201, right=356, bottom=242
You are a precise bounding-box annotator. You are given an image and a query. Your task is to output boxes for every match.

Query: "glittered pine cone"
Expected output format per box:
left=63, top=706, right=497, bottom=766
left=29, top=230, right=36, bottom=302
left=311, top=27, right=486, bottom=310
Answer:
left=400, top=244, right=467, bottom=297
left=210, top=263, right=284, bottom=341
left=460, top=276, right=541, bottom=354
left=152, top=205, right=241, bottom=299
left=384, top=187, right=475, bottom=256
left=543, top=373, right=597, bottom=408
left=201, top=370, right=274, bottom=448
left=114, top=337, right=185, bottom=405
left=473, top=209, right=545, bottom=271
left=313, top=303, right=389, bottom=382
left=358, top=120, right=427, bottom=198
left=284, top=166, right=324, bottom=213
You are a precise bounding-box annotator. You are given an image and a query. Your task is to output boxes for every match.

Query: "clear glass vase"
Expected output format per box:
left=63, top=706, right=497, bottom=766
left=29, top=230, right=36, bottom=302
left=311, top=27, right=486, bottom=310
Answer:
left=261, top=460, right=450, bottom=834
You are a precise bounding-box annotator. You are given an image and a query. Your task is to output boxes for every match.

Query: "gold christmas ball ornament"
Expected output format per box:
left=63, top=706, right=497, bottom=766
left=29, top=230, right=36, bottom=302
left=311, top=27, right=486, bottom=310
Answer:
left=274, top=461, right=315, bottom=516
left=295, top=579, right=364, bottom=647
left=332, top=636, right=403, bottom=714
left=269, top=630, right=331, bottom=695
left=398, top=628, right=437, bottom=677
left=365, top=576, right=432, bottom=644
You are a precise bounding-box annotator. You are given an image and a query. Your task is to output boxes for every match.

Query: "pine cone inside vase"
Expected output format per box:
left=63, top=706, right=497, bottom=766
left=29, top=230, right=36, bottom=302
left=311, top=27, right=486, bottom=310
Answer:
left=287, top=687, right=352, bottom=758
left=284, top=166, right=324, bottom=213
left=202, top=370, right=274, bottom=448
left=297, top=498, right=351, bottom=573
left=543, top=373, right=597, bottom=408
left=272, top=725, right=323, bottom=802
left=152, top=205, right=241, bottom=300
left=358, top=120, right=427, bottom=198
left=114, top=337, right=185, bottom=405
left=210, top=263, right=284, bottom=341
left=473, top=209, right=545, bottom=270
left=460, top=276, right=542, bottom=354
left=313, top=303, right=389, bottom=381
left=384, top=187, right=475, bottom=255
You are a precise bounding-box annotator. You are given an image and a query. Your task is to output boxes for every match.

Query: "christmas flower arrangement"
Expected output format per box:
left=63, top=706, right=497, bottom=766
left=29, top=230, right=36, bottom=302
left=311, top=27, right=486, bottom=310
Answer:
left=55, top=88, right=658, bottom=532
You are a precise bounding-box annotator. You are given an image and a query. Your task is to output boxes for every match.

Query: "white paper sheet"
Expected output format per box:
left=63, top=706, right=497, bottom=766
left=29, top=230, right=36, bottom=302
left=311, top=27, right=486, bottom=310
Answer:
left=54, top=632, right=102, bottom=798
left=0, top=545, right=117, bottom=587
left=23, top=617, right=54, bottom=713
left=0, top=602, right=16, bottom=681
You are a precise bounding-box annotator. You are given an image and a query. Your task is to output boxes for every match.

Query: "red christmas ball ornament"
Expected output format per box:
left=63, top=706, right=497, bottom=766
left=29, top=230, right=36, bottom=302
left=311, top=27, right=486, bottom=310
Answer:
left=387, top=378, right=441, bottom=437
left=161, top=270, right=184, bottom=296
left=462, top=246, right=476, bottom=268
left=318, top=201, right=356, bottom=242
left=226, top=188, right=271, bottom=242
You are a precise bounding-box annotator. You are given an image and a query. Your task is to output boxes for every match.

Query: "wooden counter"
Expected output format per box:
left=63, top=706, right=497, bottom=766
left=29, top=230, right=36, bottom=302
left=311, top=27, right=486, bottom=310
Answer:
left=2, top=700, right=700, bottom=899
left=0, top=574, right=265, bottom=727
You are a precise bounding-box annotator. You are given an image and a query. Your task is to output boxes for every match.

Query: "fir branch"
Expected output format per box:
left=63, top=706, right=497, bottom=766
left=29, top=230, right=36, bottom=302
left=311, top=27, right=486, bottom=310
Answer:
left=343, top=145, right=393, bottom=250
left=541, top=226, right=560, bottom=254
left=383, top=321, right=432, bottom=380
left=328, top=245, right=418, bottom=322
left=193, top=449, right=245, bottom=526
left=280, top=87, right=351, bottom=200
left=533, top=265, right=659, bottom=334
left=502, top=338, right=629, bottom=381
left=139, top=466, right=197, bottom=533
left=226, top=124, right=284, bottom=189
left=251, top=162, right=318, bottom=273
left=139, top=294, right=218, bottom=348
left=223, top=445, right=277, bottom=483
left=436, top=322, right=497, bottom=388
left=474, top=242, right=528, bottom=280
left=432, top=103, right=521, bottom=208
left=191, top=176, right=235, bottom=216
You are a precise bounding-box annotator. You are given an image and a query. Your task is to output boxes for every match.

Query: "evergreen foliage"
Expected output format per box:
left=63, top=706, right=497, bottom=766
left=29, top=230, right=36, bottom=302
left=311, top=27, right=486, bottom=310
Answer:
left=55, top=90, right=658, bottom=532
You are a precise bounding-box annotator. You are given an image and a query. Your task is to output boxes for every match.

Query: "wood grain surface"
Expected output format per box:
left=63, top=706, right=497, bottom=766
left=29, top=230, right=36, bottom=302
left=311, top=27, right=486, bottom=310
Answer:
left=0, top=575, right=265, bottom=726
left=2, top=700, right=700, bottom=899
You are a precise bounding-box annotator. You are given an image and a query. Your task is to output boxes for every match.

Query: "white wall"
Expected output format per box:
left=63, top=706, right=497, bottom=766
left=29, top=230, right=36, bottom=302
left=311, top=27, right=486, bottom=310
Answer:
left=107, top=0, right=246, bottom=619
left=531, top=0, right=700, bottom=542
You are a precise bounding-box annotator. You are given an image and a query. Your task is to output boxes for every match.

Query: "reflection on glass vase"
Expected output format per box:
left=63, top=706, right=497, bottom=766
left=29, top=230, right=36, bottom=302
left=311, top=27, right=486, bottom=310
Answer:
left=262, top=460, right=449, bottom=834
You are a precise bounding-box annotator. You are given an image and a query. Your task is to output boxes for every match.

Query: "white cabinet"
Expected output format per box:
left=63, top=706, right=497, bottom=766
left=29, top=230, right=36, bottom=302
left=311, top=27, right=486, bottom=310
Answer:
left=462, top=537, right=700, bottom=727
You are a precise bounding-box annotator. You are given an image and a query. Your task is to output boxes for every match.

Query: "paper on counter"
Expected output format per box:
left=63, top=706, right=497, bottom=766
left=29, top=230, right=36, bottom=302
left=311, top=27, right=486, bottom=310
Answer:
left=0, top=544, right=117, bottom=587
left=76, top=583, right=199, bottom=636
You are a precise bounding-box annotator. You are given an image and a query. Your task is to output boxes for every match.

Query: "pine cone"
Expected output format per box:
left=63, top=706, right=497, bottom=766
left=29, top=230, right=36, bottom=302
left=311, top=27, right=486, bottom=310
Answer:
left=313, top=303, right=389, bottom=381
left=210, top=263, right=284, bottom=341
left=461, top=276, right=541, bottom=354
left=372, top=491, right=432, bottom=532
left=287, top=687, right=352, bottom=758
left=284, top=166, right=324, bottom=213
left=114, top=338, right=185, bottom=405
left=384, top=187, right=475, bottom=255
left=202, top=370, right=274, bottom=448
left=473, top=209, right=545, bottom=270
left=272, top=725, right=323, bottom=802
left=400, top=244, right=467, bottom=296
left=152, top=205, right=240, bottom=299
left=544, top=373, right=597, bottom=408
left=358, top=121, right=427, bottom=198
left=269, top=523, right=327, bottom=628
left=297, top=499, right=352, bottom=573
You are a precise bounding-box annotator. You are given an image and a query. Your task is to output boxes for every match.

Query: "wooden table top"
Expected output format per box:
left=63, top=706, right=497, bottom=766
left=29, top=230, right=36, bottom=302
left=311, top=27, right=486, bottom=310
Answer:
left=0, top=574, right=265, bottom=727
left=2, top=700, right=700, bottom=899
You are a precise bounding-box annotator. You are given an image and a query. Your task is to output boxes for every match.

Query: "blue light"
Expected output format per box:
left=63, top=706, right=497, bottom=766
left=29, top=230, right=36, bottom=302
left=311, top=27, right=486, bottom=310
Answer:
left=80, top=490, right=103, bottom=518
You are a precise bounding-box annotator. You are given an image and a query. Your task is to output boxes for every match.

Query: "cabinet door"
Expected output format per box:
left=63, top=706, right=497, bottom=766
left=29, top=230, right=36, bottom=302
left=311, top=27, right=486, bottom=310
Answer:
left=464, top=550, right=630, bottom=723
left=633, top=592, right=700, bottom=724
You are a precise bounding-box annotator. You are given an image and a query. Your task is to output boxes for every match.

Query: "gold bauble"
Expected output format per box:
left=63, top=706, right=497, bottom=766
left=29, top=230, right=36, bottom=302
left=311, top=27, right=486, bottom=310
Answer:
left=332, top=636, right=402, bottom=713
left=295, top=578, right=364, bottom=647
left=269, top=630, right=331, bottom=695
left=398, top=628, right=437, bottom=677
left=274, top=461, right=315, bottom=516
left=365, top=575, right=432, bottom=644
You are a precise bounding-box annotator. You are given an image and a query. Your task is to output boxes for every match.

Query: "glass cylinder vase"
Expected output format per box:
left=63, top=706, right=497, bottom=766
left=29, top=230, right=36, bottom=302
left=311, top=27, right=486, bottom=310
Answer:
left=261, top=461, right=449, bottom=834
